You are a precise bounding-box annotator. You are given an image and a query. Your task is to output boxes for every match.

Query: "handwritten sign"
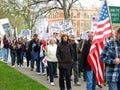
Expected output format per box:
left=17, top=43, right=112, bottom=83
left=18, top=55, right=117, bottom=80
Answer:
left=59, top=18, right=73, bottom=35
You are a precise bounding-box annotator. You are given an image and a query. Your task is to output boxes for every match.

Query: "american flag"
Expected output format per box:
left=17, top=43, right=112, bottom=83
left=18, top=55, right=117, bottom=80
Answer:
left=88, top=1, right=112, bottom=84
left=41, top=44, right=46, bottom=51
left=42, top=56, right=47, bottom=66
left=92, top=17, right=98, bottom=22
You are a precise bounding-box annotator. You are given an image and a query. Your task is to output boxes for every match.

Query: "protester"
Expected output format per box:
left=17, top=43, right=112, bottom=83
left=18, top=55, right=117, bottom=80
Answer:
left=24, top=42, right=31, bottom=68
left=10, top=38, right=17, bottom=67
left=69, top=35, right=81, bottom=86
left=80, top=32, right=96, bottom=90
left=29, top=34, right=39, bottom=71
left=78, top=39, right=86, bottom=81
left=46, top=37, right=58, bottom=86
left=3, top=35, right=10, bottom=63
left=56, top=34, right=74, bottom=90
left=100, top=28, right=120, bottom=90
left=16, top=37, right=25, bottom=67
left=0, top=36, right=3, bottom=59
left=53, top=32, right=59, bottom=44
left=37, top=40, right=46, bottom=75
left=53, top=32, right=59, bottom=78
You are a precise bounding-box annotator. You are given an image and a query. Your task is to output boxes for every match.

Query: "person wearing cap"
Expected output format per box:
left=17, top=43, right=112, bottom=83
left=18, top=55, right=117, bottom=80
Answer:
left=69, top=35, right=81, bottom=86
left=100, top=28, right=120, bottom=90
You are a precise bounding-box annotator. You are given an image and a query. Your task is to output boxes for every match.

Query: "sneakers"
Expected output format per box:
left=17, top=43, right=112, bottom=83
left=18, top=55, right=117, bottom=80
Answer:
left=37, top=72, right=41, bottom=75
left=97, top=84, right=102, bottom=88
left=75, top=82, right=81, bottom=86
left=41, top=73, right=46, bottom=76
left=50, top=82, right=54, bottom=86
left=12, top=65, right=15, bottom=68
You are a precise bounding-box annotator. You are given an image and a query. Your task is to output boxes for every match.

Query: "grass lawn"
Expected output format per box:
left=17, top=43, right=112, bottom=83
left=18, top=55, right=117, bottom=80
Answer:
left=0, top=61, right=49, bottom=90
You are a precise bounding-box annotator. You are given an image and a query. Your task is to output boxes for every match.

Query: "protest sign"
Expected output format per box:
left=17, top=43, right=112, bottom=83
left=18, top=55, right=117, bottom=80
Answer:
left=59, top=18, right=73, bottom=35
left=51, top=23, right=60, bottom=33
left=0, top=18, right=14, bottom=40
left=21, top=29, right=31, bottom=36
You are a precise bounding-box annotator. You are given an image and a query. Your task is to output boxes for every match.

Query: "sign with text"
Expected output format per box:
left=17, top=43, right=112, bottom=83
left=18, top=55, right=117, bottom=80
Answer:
left=109, top=6, right=120, bottom=23
left=51, top=23, right=60, bottom=33
left=21, top=29, right=31, bottom=36
left=59, top=18, right=73, bottom=35
left=0, top=18, right=13, bottom=40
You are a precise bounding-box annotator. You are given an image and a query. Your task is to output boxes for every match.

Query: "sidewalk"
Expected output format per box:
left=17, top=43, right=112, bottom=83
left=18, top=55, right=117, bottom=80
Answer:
left=6, top=59, right=108, bottom=90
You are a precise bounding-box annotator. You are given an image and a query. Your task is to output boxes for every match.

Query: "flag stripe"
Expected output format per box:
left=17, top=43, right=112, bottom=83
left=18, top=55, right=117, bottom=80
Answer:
left=97, top=18, right=110, bottom=29
left=88, top=1, right=112, bottom=84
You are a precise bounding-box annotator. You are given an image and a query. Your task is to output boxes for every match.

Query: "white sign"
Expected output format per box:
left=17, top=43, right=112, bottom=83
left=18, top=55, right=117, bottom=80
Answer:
left=51, top=23, right=60, bottom=33
left=59, top=18, right=73, bottom=35
left=0, top=18, right=14, bottom=40
left=42, top=33, right=50, bottom=40
left=22, top=29, right=31, bottom=36
left=81, top=32, right=88, bottom=40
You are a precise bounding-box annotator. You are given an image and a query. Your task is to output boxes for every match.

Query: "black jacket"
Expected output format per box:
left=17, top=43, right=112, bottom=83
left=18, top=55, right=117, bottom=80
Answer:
left=81, top=40, right=92, bottom=71
left=29, top=39, right=39, bottom=52
left=56, top=41, right=74, bottom=69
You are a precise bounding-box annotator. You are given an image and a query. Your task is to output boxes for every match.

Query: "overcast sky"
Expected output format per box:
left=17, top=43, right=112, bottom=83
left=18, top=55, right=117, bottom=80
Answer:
left=79, top=0, right=120, bottom=7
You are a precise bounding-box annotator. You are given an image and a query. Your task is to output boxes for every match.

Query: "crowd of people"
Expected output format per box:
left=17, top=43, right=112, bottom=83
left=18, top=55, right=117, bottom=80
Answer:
left=1, top=29, right=119, bottom=90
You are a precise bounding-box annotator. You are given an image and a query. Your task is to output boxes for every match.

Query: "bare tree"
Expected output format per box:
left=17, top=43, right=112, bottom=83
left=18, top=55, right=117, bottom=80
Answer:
left=0, top=0, right=78, bottom=35
left=32, top=0, right=78, bottom=19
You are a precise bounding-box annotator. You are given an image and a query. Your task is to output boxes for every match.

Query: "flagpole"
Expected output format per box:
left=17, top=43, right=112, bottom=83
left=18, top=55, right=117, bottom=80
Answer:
left=105, top=0, right=118, bottom=58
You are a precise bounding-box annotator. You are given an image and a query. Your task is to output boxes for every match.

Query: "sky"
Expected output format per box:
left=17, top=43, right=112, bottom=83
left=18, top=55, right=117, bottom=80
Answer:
left=79, top=0, right=120, bottom=8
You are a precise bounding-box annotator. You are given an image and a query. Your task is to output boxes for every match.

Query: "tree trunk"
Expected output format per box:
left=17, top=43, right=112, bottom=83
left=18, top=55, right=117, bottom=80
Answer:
left=63, top=0, right=70, bottom=19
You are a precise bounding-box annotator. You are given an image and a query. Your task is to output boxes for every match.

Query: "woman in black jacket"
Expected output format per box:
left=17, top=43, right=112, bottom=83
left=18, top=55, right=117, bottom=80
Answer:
left=56, top=34, right=74, bottom=90
left=10, top=38, right=17, bottom=67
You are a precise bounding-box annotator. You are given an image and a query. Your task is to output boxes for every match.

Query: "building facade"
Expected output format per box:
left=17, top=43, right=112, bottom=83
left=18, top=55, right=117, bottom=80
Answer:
left=47, top=7, right=100, bottom=37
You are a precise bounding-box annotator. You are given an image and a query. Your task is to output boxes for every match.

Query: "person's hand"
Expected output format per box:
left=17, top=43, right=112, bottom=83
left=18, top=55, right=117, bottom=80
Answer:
left=13, top=45, right=16, bottom=49
left=113, top=58, right=120, bottom=64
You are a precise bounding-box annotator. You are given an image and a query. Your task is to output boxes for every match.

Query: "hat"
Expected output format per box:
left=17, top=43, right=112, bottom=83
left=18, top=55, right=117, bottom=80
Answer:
left=69, top=35, right=75, bottom=40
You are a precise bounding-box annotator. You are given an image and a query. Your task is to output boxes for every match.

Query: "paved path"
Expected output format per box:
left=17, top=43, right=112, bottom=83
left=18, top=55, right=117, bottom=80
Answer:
left=2, top=58, right=108, bottom=90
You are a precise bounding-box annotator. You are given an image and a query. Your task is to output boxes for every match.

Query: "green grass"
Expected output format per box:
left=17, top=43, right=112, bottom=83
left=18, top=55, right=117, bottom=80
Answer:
left=0, top=61, right=49, bottom=90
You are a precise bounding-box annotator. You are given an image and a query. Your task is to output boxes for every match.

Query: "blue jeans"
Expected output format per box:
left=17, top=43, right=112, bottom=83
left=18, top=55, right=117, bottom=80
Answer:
left=85, top=70, right=96, bottom=90
left=36, top=56, right=45, bottom=73
left=3, top=48, right=9, bottom=62
left=0, top=48, right=3, bottom=58
left=108, top=76, right=120, bottom=90
left=10, top=51, right=16, bottom=66
left=48, top=61, right=57, bottom=82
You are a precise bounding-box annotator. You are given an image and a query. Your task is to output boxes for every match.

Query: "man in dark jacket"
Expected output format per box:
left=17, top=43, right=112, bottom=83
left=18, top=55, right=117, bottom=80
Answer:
left=69, top=35, right=81, bottom=86
left=29, top=34, right=39, bottom=71
left=81, top=32, right=96, bottom=90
